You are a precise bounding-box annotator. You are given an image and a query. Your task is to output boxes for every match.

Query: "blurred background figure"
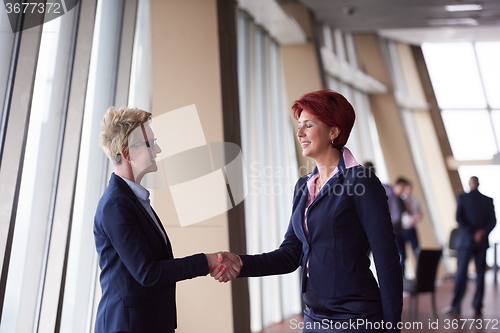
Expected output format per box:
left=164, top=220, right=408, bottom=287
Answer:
left=393, top=177, right=423, bottom=277
left=401, top=180, right=423, bottom=253
left=443, top=176, right=497, bottom=316
left=364, top=162, right=401, bottom=229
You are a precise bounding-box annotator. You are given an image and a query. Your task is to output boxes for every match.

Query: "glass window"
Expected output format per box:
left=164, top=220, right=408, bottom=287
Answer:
left=129, top=0, right=152, bottom=110
left=441, top=109, right=497, bottom=160
left=59, top=0, right=126, bottom=331
left=0, top=0, right=147, bottom=331
left=333, top=28, right=347, bottom=61
left=339, top=82, right=353, bottom=102
left=322, top=24, right=334, bottom=52
left=476, top=42, right=500, bottom=108
left=344, top=33, right=358, bottom=68
left=328, top=76, right=339, bottom=91
left=0, top=10, right=76, bottom=332
left=237, top=10, right=301, bottom=332
left=422, top=43, right=486, bottom=109
left=424, top=42, right=499, bottom=263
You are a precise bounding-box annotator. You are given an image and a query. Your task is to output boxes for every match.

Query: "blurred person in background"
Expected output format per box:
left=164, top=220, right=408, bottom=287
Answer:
left=443, top=176, right=496, bottom=316
left=393, top=177, right=422, bottom=277
left=364, top=162, right=401, bottom=229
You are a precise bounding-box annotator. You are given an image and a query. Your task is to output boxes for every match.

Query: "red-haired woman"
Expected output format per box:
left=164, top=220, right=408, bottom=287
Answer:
left=214, top=89, right=402, bottom=332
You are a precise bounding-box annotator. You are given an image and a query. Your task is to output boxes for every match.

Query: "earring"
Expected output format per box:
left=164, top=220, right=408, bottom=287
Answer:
left=331, top=139, right=335, bottom=146
left=128, top=160, right=131, bottom=164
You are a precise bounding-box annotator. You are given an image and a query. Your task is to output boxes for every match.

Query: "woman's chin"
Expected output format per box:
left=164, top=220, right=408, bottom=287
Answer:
left=143, top=164, right=158, bottom=175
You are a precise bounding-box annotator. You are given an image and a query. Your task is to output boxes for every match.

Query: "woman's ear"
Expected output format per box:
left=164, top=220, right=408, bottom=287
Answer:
left=120, top=146, right=130, bottom=163
left=331, top=127, right=340, bottom=141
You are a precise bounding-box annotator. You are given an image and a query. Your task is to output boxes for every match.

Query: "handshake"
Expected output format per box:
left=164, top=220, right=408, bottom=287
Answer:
left=205, top=251, right=242, bottom=283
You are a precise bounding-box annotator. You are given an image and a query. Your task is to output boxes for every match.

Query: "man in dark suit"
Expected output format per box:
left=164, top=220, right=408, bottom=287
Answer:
left=443, top=176, right=496, bottom=315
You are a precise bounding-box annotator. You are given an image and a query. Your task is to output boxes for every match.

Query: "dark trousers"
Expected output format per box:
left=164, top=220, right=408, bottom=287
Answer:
left=302, top=283, right=383, bottom=332
left=452, top=246, right=487, bottom=312
left=395, top=228, right=419, bottom=276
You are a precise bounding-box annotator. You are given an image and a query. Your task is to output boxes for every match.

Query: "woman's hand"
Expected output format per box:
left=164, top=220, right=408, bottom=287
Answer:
left=208, top=251, right=242, bottom=283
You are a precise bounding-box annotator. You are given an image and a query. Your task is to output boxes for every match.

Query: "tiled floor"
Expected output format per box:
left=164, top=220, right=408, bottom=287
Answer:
left=259, top=270, right=500, bottom=333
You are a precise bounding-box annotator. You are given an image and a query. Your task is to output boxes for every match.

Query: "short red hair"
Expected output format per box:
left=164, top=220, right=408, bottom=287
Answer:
left=292, top=89, right=355, bottom=149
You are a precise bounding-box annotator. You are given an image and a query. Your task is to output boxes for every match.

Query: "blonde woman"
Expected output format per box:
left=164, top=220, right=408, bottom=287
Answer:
left=94, top=107, right=239, bottom=333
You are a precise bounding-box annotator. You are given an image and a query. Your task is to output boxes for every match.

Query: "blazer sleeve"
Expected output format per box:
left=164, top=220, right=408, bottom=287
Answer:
left=97, top=195, right=208, bottom=287
left=386, top=186, right=401, bottom=225
left=485, top=197, right=497, bottom=235
left=238, top=220, right=302, bottom=277
left=238, top=179, right=305, bottom=277
left=353, top=173, right=403, bottom=332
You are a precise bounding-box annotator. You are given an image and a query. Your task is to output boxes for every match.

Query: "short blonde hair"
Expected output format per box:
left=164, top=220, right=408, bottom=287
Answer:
left=99, top=106, right=152, bottom=164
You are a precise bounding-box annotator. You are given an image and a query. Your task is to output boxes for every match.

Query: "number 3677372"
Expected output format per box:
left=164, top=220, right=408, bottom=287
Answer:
left=5, top=2, right=62, bottom=14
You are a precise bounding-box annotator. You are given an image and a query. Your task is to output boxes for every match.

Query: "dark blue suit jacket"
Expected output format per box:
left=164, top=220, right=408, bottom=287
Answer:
left=455, top=189, right=496, bottom=250
left=94, top=173, right=208, bottom=333
left=239, top=159, right=403, bottom=331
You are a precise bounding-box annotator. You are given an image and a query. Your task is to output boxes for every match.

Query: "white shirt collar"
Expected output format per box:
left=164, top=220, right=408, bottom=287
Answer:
left=116, top=174, right=150, bottom=202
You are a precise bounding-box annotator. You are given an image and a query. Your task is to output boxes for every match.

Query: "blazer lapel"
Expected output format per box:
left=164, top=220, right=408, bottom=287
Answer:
left=292, top=184, right=310, bottom=244
left=110, top=174, right=171, bottom=252
left=151, top=206, right=173, bottom=256
left=111, top=174, right=154, bottom=224
left=291, top=177, right=312, bottom=292
left=307, top=153, right=347, bottom=208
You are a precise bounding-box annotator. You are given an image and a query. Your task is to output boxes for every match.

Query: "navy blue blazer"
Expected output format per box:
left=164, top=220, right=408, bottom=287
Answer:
left=239, top=158, right=403, bottom=331
left=455, top=189, right=496, bottom=250
left=94, top=173, right=208, bottom=333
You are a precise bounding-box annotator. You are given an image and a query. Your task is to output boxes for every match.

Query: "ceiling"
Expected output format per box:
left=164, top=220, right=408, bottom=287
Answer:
left=295, top=0, right=500, bottom=44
